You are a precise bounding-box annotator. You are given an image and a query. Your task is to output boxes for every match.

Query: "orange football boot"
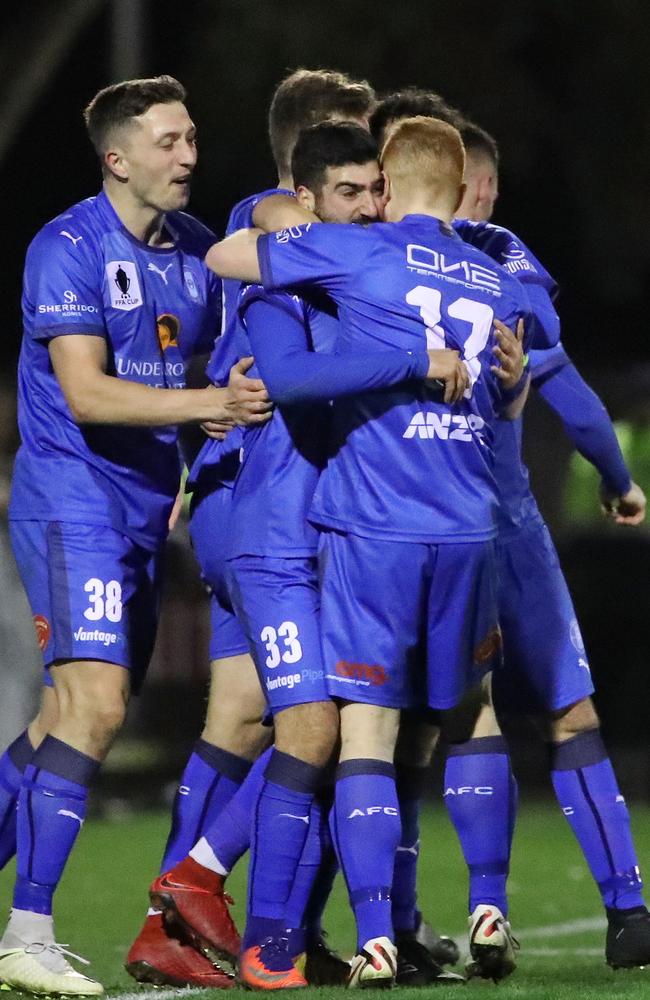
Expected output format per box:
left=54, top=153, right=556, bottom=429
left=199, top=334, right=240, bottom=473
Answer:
left=239, top=938, right=307, bottom=991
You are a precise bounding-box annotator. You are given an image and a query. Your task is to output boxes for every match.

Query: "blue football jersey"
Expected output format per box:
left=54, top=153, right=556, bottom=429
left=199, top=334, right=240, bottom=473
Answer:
left=259, top=216, right=531, bottom=543
left=454, top=219, right=558, bottom=297
left=454, top=219, right=560, bottom=348
left=227, top=287, right=339, bottom=558
left=188, top=188, right=292, bottom=491
left=10, top=191, right=221, bottom=549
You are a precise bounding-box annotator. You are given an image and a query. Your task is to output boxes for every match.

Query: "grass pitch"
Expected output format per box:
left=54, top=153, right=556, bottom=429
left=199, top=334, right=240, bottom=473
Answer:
left=2, top=798, right=650, bottom=999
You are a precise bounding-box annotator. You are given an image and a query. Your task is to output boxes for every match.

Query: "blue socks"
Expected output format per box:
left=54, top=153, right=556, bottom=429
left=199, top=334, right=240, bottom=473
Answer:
left=161, top=739, right=252, bottom=872
left=444, top=736, right=516, bottom=916
left=300, top=790, right=339, bottom=948
left=0, top=731, right=33, bottom=870
left=393, top=764, right=427, bottom=934
left=332, top=759, right=400, bottom=949
left=550, top=729, right=644, bottom=912
left=244, top=750, right=324, bottom=950
left=14, top=736, right=99, bottom=915
left=200, top=746, right=271, bottom=873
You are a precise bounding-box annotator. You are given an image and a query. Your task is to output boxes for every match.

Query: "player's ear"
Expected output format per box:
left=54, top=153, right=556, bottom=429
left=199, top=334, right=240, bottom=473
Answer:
left=296, top=185, right=316, bottom=213
left=453, top=182, right=467, bottom=217
left=104, top=147, right=129, bottom=183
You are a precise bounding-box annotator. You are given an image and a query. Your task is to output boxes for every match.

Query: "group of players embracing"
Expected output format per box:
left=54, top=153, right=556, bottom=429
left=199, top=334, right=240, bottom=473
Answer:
left=0, top=65, right=647, bottom=996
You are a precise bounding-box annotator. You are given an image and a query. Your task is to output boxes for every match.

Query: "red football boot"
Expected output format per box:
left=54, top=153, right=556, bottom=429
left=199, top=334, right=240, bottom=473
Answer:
left=150, top=857, right=241, bottom=973
left=125, top=911, right=235, bottom=988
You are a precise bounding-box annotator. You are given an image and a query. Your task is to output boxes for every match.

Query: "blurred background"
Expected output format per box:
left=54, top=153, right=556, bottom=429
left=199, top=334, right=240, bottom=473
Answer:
left=1, top=0, right=648, bottom=802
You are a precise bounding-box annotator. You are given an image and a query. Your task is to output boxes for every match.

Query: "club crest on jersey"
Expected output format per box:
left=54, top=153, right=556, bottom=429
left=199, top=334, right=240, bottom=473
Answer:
left=183, top=267, right=200, bottom=301
left=569, top=618, right=586, bottom=653
left=106, top=260, right=142, bottom=311
left=156, top=313, right=181, bottom=351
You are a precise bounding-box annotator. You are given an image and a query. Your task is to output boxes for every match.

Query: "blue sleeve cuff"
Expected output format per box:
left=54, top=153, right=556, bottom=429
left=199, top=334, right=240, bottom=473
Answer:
left=257, top=235, right=274, bottom=290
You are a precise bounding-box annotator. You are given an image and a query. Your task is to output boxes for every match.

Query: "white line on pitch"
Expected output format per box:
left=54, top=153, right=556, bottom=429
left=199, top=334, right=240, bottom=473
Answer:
left=453, top=913, right=606, bottom=952
left=110, top=989, right=210, bottom=1000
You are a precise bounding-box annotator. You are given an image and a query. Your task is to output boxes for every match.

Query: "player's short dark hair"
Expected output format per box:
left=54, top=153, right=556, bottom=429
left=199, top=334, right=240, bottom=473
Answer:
left=291, top=121, right=379, bottom=192
left=83, top=75, right=187, bottom=155
left=370, top=87, right=461, bottom=145
left=459, top=118, right=499, bottom=166
left=269, top=68, right=375, bottom=178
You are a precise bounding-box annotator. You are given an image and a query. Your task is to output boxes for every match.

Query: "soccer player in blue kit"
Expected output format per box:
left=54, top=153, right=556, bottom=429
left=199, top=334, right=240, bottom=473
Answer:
left=372, top=91, right=650, bottom=972
left=0, top=76, right=270, bottom=997
left=206, top=115, right=532, bottom=986
left=226, top=123, right=472, bottom=990
left=125, top=70, right=381, bottom=989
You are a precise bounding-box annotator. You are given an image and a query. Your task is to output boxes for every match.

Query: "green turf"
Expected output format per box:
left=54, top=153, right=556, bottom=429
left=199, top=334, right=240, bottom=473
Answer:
left=2, top=798, right=650, bottom=998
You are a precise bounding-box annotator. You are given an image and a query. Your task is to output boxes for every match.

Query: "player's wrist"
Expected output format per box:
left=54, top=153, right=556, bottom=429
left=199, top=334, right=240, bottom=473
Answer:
left=195, top=385, right=230, bottom=423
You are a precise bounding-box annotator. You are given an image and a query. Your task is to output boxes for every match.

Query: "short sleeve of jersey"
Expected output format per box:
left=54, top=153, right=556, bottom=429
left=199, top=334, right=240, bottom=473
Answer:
left=529, top=340, right=570, bottom=383
left=25, top=228, right=105, bottom=342
left=453, top=219, right=559, bottom=300
left=258, top=223, right=371, bottom=295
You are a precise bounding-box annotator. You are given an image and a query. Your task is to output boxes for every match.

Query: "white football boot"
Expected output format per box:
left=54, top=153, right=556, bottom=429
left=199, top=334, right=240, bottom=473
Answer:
left=348, top=936, right=397, bottom=988
left=465, top=904, right=519, bottom=982
left=0, top=941, right=104, bottom=996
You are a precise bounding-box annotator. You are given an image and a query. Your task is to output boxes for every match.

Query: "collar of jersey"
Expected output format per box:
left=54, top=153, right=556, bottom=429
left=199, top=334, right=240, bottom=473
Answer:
left=400, top=214, right=459, bottom=239
left=96, top=189, right=179, bottom=255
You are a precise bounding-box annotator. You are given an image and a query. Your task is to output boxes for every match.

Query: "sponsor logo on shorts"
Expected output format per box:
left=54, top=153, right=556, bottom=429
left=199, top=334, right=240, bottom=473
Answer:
left=33, top=614, right=51, bottom=652
left=348, top=806, right=399, bottom=818
left=156, top=313, right=181, bottom=351
left=265, top=668, right=323, bottom=693
left=73, top=626, right=118, bottom=647
left=334, top=659, right=387, bottom=687
left=474, top=627, right=502, bottom=665
left=106, top=260, right=142, bottom=311
left=266, top=672, right=301, bottom=692
left=569, top=618, right=585, bottom=653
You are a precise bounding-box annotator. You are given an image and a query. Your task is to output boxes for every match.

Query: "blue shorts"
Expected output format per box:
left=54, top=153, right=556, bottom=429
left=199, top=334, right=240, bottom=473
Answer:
left=319, top=531, right=501, bottom=710
left=9, top=520, right=161, bottom=693
left=226, top=555, right=329, bottom=714
left=492, top=520, right=595, bottom=714
left=189, top=486, right=249, bottom=660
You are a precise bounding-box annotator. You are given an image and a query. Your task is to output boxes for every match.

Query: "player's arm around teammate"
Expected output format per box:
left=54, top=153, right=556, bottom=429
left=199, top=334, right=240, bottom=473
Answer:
left=0, top=76, right=272, bottom=998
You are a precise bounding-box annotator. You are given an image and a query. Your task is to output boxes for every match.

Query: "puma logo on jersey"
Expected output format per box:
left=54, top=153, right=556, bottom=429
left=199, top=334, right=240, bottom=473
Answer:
left=60, top=230, right=83, bottom=246
left=148, top=261, right=173, bottom=284
left=403, top=412, right=485, bottom=441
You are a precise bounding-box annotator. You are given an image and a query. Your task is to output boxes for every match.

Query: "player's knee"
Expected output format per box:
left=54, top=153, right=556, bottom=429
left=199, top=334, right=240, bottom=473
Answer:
left=549, top=697, right=600, bottom=742
left=274, top=700, right=339, bottom=765
left=52, top=662, right=129, bottom=738
left=441, top=676, right=500, bottom=743
left=339, top=701, right=400, bottom=762
left=201, top=719, right=272, bottom=760
left=395, top=711, right=441, bottom=767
